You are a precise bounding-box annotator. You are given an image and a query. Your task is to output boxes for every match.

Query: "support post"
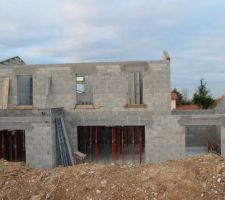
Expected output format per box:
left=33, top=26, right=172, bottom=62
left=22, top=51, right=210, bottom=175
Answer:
left=121, top=127, right=124, bottom=163
left=127, top=128, right=129, bottom=147
left=84, top=127, right=87, bottom=155
left=103, top=127, right=106, bottom=163
left=139, top=127, right=143, bottom=164
left=111, top=127, right=114, bottom=160
left=95, top=127, right=99, bottom=163
left=89, top=127, right=92, bottom=161
left=115, top=127, right=118, bottom=160
left=23, top=130, right=25, bottom=161
left=112, top=127, right=117, bottom=161
left=1, top=131, right=4, bottom=159
left=10, top=131, right=12, bottom=161
left=132, top=127, right=135, bottom=163
left=14, top=130, right=17, bottom=161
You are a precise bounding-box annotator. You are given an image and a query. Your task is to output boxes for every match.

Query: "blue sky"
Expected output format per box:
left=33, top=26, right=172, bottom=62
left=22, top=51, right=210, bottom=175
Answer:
left=0, top=0, right=225, bottom=98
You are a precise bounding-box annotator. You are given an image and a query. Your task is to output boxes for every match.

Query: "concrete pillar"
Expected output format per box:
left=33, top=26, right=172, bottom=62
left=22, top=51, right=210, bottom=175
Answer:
left=221, top=125, right=225, bottom=157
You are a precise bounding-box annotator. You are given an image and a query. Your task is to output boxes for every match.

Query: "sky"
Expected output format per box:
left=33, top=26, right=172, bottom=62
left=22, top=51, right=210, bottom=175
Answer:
left=0, top=0, right=225, bottom=98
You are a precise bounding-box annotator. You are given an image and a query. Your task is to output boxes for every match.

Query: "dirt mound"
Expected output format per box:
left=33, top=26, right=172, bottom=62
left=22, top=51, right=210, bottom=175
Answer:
left=0, top=154, right=225, bottom=199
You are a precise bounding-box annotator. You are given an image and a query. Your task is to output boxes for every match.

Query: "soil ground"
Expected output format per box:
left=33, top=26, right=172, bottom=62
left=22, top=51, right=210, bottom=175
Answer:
left=0, top=154, right=225, bottom=200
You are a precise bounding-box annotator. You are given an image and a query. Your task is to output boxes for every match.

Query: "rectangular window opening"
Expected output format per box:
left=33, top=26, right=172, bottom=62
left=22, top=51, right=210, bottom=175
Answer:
left=76, top=75, right=85, bottom=94
left=0, top=130, right=26, bottom=162
left=76, top=74, right=93, bottom=105
left=128, top=72, right=143, bottom=105
left=17, top=75, right=33, bottom=105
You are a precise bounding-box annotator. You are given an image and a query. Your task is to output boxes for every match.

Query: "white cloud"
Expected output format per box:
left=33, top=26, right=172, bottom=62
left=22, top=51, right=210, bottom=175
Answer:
left=0, top=0, right=225, bottom=96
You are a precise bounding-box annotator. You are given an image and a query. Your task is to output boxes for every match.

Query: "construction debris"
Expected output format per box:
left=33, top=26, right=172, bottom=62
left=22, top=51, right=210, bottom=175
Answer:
left=0, top=154, right=225, bottom=199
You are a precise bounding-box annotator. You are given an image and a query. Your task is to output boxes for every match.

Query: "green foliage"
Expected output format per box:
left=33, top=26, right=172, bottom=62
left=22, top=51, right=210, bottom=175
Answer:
left=193, top=78, right=215, bottom=109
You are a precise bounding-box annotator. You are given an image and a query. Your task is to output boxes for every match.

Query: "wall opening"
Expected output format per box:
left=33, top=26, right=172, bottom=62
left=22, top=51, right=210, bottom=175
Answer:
left=76, top=73, right=93, bottom=105
left=17, top=75, right=33, bottom=105
left=0, top=130, right=26, bottom=162
left=77, top=126, right=145, bottom=164
left=185, top=125, right=221, bottom=156
left=128, top=72, right=143, bottom=104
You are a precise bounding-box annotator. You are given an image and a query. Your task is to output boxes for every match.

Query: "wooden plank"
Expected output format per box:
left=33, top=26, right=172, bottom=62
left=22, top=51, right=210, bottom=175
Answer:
left=1, top=77, right=10, bottom=109
left=134, top=72, right=140, bottom=104
left=125, top=104, right=146, bottom=108
left=74, top=104, right=95, bottom=109
left=14, top=105, right=34, bottom=110
left=74, top=151, right=86, bottom=159
left=128, top=72, right=135, bottom=104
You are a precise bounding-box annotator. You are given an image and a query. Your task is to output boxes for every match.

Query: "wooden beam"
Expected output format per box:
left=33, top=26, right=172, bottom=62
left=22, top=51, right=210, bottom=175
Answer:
left=1, top=77, right=10, bottom=109
left=14, top=105, right=34, bottom=110
left=125, top=104, right=146, bottom=108
left=75, top=104, right=95, bottom=109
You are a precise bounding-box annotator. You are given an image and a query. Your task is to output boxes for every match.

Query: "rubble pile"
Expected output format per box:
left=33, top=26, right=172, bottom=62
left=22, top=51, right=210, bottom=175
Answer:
left=0, top=154, right=225, bottom=199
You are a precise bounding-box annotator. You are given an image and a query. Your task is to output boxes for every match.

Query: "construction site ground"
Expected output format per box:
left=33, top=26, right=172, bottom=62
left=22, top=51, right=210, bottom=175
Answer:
left=0, top=154, right=225, bottom=200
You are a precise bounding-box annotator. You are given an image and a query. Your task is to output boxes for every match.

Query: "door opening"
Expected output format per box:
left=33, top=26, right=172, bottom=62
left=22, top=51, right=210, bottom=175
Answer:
left=0, top=130, right=26, bottom=162
left=78, top=126, right=145, bottom=164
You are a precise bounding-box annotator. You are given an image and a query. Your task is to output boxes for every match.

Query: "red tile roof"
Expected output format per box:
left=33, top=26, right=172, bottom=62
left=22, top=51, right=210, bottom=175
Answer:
left=176, top=104, right=200, bottom=110
left=215, top=97, right=222, bottom=105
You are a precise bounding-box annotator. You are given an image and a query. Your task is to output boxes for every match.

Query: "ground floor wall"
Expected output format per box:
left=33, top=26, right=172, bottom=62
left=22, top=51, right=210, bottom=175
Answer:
left=1, top=109, right=225, bottom=169
left=63, top=111, right=186, bottom=165
left=63, top=111, right=225, bottom=166
left=145, top=115, right=185, bottom=163
left=221, top=126, right=225, bottom=156
left=0, top=110, right=57, bottom=169
left=177, top=113, right=225, bottom=157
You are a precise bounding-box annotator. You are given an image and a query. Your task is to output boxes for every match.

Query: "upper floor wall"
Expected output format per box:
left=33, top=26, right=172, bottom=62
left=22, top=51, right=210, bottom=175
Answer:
left=0, top=52, right=171, bottom=114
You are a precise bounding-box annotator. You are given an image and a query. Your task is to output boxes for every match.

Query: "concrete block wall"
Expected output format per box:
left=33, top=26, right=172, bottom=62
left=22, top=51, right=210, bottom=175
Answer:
left=172, top=110, right=215, bottom=115
left=94, top=65, right=127, bottom=111
left=145, top=115, right=185, bottom=163
left=1, top=58, right=171, bottom=114
left=0, top=109, right=57, bottom=169
left=26, top=121, right=53, bottom=168
left=221, top=126, right=225, bottom=156
left=62, top=110, right=185, bottom=164
left=143, top=62, right=171, bottom=114
left=185, top=125, right=219, bottom=147
left=4, top=55, right=225, bottom=167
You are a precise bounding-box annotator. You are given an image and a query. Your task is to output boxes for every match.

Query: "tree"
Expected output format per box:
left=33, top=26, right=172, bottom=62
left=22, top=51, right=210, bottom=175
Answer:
left=193, top=78, right=215, bottom=109
left=181, top=88, right=192, bottom=105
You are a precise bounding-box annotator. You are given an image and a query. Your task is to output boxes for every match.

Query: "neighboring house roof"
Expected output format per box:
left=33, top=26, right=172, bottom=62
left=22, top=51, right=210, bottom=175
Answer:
left=0, top=56, right=26, bottom=65
left=215, top=97, right=222, bottom=106
left=176, top=104, right=200, bottom=110
left=171, top=92, right=178, bottom=100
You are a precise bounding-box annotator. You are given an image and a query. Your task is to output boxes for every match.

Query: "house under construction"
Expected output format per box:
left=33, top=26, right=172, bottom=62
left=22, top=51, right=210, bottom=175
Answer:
left=0, top=52, right=225, bottom=168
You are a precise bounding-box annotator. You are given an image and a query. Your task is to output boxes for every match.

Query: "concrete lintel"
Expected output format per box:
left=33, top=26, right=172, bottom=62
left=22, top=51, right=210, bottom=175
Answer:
left=0, top=116, right=52, bottom=123
left=178, top=115, right=225, bottom=126
left=0, top=122, right=33, bottom=131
